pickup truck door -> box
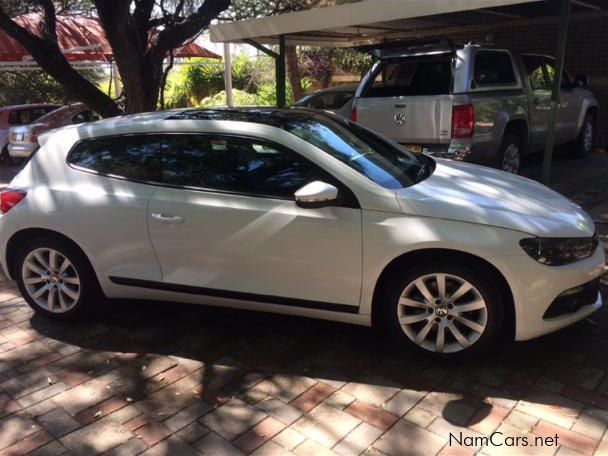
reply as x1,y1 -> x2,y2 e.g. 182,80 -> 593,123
543,58 -> 581,142
522,56 -> 552,150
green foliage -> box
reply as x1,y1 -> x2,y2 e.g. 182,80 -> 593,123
199,80 -> 303,108
165,56 -> 268,108
299,47 -> 371,89
0,69 -> 103,106
199,89 -> 258,107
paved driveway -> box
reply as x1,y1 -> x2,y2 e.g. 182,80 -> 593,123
0,152 -> 607,456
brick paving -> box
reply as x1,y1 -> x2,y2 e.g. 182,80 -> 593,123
0,153 -> 607,455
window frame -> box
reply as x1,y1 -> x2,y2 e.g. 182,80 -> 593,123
361,55 -> 454,98
542,56 -> 573,89
472,50 -> 519,89
522,54 -> 550,92
66,132 -> 360,208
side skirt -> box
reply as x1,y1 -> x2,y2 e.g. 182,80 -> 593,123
109,276 -> 360,315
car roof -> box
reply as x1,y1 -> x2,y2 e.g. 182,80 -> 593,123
42,107 -> 344,145
165,107 -> 329,127
308,85 -> 359,94
34,103 -> 87,124
0,103 -> 61,112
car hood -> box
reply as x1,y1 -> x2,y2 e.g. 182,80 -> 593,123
395,159 -> 595,238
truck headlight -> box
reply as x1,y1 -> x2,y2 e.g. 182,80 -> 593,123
519,233 -> 599,266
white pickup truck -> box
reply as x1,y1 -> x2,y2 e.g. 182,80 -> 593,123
351,40 -> 599,174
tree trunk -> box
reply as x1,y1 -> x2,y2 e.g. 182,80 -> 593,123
286,45 -> 303,102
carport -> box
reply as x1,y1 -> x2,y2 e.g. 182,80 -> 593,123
210,0 -> 607,183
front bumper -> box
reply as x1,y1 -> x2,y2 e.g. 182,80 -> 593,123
494,246 -> 605,341
8,143 -> 36,158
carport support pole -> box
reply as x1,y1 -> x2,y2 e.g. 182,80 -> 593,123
276,35 -> 286,108
224,42 -> 234,107
542,0 -> 571,185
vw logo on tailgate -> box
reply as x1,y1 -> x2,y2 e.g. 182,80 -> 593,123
393,111 -> 406,126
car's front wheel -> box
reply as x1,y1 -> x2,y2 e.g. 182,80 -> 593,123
383,261 -> 503,358
15,238 -> 101,319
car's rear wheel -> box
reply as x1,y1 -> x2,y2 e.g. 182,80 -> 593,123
15,238 -> 101,319
1,146 -> 22,166
571,114 -> 594,158
383,261 -> 503,358
497,133 -> 522,174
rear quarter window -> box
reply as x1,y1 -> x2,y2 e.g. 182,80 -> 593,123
474,51 -> 517,86
68,135 -> 161,183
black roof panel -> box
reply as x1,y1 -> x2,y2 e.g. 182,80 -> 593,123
166,107 -> 323,128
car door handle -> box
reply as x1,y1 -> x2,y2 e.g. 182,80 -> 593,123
151,213 -> 184,224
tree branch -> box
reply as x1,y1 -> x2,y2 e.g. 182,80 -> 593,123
150,0 -> 230,61
0,3 -> 121,117
37,0 -> 57,43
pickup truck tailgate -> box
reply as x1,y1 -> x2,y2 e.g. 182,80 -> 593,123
355,94 -> 453,145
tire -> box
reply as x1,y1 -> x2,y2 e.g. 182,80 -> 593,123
497,132 -> 522,174
382,260 -> 504,359
571,114 -> 594,158
15,238 -> 102,319
1,146 -> 24,166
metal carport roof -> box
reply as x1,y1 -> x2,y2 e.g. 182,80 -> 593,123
210,0 -> 606,47
209,0 -> 606,183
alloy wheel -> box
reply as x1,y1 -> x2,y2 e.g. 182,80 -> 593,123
583,122 -> 593,154
21,248 -> 81,313
397,273 -> 488,353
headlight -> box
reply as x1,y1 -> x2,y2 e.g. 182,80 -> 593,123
519,232 -> 599,266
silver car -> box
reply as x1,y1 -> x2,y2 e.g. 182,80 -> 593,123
293,85 -> 358,119
352,40 -> 599,174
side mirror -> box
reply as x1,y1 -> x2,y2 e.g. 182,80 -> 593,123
294,181 -> 339,208
574,74 -> 589,88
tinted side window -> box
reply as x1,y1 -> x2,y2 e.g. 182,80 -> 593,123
69,136 -> 161,182
364,58 -> 451,97
474,51 -> 517,85
8,110 -> 25,125
29,108 -> 48,121
161,135 -> 332,199
523,56 -> 549,90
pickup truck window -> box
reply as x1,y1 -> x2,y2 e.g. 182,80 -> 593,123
364,58 -> 451,97
543,58 -> 572,88
474,51 -> 517,86
522,55 -> 549,90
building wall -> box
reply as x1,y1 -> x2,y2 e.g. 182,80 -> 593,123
449,14 -> 608,146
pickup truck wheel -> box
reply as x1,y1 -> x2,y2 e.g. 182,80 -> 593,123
382,261 -> 504,359
497,133 -> 522,174
572,115 -> 594,158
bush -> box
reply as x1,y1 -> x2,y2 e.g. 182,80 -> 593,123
165,55 -> 276,108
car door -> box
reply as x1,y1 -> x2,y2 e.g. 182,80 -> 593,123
522,55 -> 552,149
543,57 -> 580,142
66,134 -> 163,282
147,133 -> 362,309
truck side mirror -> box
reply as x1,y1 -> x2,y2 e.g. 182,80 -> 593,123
574,74 -> 588,88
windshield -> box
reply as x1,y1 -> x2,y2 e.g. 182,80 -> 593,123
284,113 -> 433,189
